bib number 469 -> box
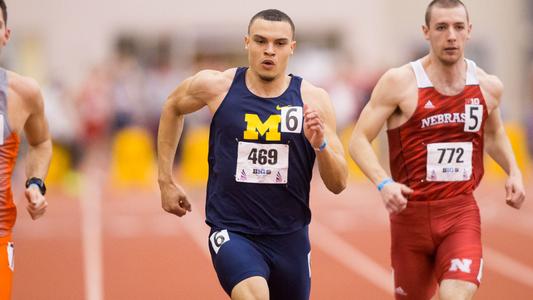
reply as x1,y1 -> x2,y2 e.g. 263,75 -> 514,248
248,148 -> 278,165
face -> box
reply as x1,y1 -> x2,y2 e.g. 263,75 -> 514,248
245,18 -> 295,82
423,5 -> 471,65
0,11 -> 10,51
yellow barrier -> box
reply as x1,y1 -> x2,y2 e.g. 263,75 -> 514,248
46,143 -> 72,186
111,127 -> 156,188
180,126 -> 210,186
485,122 -> 530,179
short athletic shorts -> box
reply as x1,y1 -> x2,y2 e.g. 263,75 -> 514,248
208,226 -> 311,300
0,235 -> 14,300
390,193 -> 483,300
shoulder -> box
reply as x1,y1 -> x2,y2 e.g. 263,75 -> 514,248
370,64 -> 416,105
188,68 -> 236,96
7,71 -> 44,109
475,66 -> 503,104
378,64 -> 415,93
300,79 -> 330,112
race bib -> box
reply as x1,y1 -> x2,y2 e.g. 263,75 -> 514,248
464,104 -> 483,132
427,142 -> 473,182
280,106 -> 303,133
236,141 -> 289,184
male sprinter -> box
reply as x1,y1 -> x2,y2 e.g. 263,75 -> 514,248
349,1 -> 525,299
0,1 -> 53,299
158,9 -> 347,300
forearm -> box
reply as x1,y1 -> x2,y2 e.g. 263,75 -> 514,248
157,104 -> 185,185
485,127 -> 521,176
25,139 -> 52,179
349,134 -> 390,185
316,145 -> 348,194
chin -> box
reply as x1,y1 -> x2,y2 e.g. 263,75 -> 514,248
439,55 -> 461,66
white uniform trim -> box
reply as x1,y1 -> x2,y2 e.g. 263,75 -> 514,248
410,58 -> 479,88
465,59 -> 479,85
410,60 -> 433,88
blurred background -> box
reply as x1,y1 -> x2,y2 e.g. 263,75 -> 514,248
4,0 -> 533,299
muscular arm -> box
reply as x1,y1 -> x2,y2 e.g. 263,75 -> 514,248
348,68 -> 414,213
349,69 -> 402,185
23,80 -> 52,181
157,70 -> 229,216
481,75 -> 525,208
304,87 -> 347,194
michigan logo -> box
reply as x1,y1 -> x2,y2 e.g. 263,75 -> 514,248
243,114 -> 281,141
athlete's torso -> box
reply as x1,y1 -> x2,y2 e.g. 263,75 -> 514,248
206,67 -> 315,234
0,69 -> 21,236
387,59 -> 488,201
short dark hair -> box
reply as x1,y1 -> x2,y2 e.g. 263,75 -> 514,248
425,0 -> 469,27
248,9 -> 295,39
0,0 -> 6,25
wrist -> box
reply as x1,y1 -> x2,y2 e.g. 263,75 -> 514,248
25,177 -> 46,195
314,139 -> 327,152
377,178 -> 394,191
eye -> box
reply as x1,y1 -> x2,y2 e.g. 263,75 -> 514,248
436,25 -> 446,31
277,41 -> 287,46
456,24 -> 465,30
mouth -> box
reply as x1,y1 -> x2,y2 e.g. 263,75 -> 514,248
261,59 -> 275,68
444,47 -> 459,53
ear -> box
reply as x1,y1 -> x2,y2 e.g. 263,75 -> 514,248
2,28 -> 10,46
290,40 -> 296,55
244,35 -> 249,50
466,23 -> 472,40
422,24 -> 430,41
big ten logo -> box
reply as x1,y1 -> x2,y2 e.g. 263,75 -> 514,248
466,98 -> 480,105
243,114 -> 282,141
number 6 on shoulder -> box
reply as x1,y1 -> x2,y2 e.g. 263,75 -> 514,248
281,106 -> 303,133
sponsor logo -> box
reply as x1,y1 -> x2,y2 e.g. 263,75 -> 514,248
276,104 -> 291,111
424,100 -> 435,109
395,287 -> 408,296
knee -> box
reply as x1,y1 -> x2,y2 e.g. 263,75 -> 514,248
439,279 -> 477,300
231,276 -> 269,300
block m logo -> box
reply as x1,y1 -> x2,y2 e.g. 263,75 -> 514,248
243,114 -> 281,141
449,258 -> 472,273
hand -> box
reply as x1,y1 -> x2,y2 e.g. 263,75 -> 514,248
505,174 -> 525,209
380,182 -> 413,214
303,104 -> 325,149
159,181 -> 192,217
25,185 -> 48,220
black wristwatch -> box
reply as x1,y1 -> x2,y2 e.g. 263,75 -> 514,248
25,177 -> 46,196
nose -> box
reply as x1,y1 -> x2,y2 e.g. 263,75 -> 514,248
264,42 -> 275,56
447,28 -> 457,42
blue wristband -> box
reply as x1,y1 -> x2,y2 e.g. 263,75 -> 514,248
316,139 -> 327,152
377,178 -> 394,191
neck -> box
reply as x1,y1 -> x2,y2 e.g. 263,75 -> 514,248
425,53 -> 466,86
245,68 -> 290,98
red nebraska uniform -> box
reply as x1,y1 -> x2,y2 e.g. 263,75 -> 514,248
387,59 -> 487,299
0,69 -> 20,300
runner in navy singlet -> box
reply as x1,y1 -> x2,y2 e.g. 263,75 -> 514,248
157,9 -> 348,300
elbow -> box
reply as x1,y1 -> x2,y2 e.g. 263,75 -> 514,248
327,175 -> 347,194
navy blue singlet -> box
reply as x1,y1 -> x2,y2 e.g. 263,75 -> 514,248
205,67 -> 315,235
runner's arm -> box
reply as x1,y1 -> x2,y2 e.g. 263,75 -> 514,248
482,79 -> 525,208
157,71 -> 215,185
307,89 -> 348,194
23,79 -> 52,181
